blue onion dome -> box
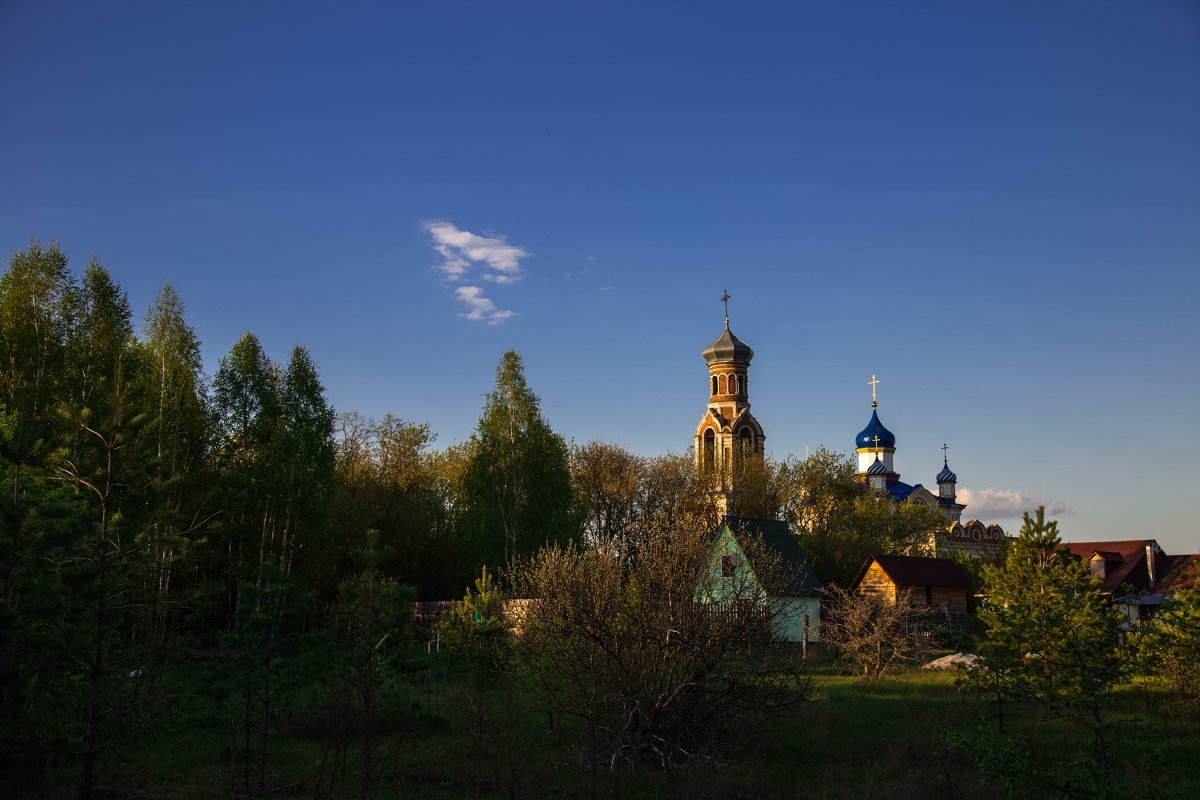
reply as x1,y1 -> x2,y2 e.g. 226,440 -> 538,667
936,462 -> 957,484
702,326 -> 754,365
867,457 -> 888,476
855,408 -> 896,449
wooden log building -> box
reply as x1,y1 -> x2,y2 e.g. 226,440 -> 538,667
851,554 -> 970,614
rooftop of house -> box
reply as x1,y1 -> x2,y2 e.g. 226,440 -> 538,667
718,516 -> 823,597
1059,539 -> 1200,596
852,553 -> 971,591
1160,553 -> 1200,593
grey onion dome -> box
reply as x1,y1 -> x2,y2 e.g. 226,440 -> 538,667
936,462 -> 957,484
867,457 -> 888,476
702,327 -> 754,365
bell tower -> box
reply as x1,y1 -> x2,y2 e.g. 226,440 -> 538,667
693,291 -> 765,514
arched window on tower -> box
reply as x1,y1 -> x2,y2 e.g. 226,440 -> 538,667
712,376 -> 718,396
740,428 -> 754,456
703,429 -> 716,473
735,374 -> 743,395
719,374 -> 728,394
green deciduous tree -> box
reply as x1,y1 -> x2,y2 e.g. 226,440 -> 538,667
140,282 -> 209,643
459,350 -> 579,579
514,517 -> 811,768
727,450 -> 787,520
331,411 -> 462,598
1137,583 -> 1200,699
787,446 -> 944,589
571,440 -> 643,557
278,345 -> 336,582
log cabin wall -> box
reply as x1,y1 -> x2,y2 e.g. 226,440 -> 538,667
895,584 -> 968,614
856,562 -> 898,604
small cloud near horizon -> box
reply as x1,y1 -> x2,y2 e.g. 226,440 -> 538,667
424,220 -> 530,324
958,486 -> 1073,520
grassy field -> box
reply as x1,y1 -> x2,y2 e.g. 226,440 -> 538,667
33,647 -> 1200,800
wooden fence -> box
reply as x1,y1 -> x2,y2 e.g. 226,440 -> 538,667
409,599 -> 535,635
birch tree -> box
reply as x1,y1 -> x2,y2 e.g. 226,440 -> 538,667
141,282 -> 208,641
458,350 -> 579,579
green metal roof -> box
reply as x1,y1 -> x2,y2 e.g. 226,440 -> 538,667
717,515 -> 823,597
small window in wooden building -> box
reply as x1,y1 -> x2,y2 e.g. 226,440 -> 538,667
721,554 -> 736,578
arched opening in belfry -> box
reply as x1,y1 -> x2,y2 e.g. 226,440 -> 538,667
711,375 -> 718,395
703,429 -> 716,473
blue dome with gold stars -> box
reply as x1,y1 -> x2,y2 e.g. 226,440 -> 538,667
855,408 -> 896,449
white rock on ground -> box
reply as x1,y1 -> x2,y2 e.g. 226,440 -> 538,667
922,652 -> 981,670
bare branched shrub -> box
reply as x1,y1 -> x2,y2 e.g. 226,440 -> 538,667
513,515 -> 812,769
823,585 -> 917,680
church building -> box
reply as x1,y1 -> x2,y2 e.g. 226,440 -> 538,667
692,293 -> 1007,559
854,383 -> 965,524
692,292 -> 765,515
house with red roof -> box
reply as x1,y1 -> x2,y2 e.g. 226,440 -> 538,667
1062,539 -> 1200,628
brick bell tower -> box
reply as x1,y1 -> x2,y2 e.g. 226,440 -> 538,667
693,291 -> 765,515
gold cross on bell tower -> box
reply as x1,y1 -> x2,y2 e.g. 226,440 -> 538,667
721,289 -> 731,328
942,442 -> 950,463
868,374 -> 880,408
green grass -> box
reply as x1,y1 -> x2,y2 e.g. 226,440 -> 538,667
30,648 -> 1200,800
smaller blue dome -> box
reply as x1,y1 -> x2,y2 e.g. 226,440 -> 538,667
936,463 -> 957,484
867,457 -> 888,476
856,408 -> 896,449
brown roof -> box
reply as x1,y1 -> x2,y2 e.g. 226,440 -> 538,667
852,554 -> 970,591
1061,539 -> 1161,594
1159,554 -> 1200,593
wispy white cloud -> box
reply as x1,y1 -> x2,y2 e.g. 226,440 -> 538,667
424,220 -> 529,324
454,286 -> 515,325
425,220 -> 530,284
958,486 -> 1073,520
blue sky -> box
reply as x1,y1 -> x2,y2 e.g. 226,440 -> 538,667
2,1 -> 1197,552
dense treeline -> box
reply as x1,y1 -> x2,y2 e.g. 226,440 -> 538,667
0,238 -> 958,797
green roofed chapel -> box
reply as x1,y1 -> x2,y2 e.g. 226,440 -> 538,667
701,516 -> 823,643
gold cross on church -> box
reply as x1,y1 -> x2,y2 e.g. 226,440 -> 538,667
868,374 -> 880,406
942,442 -> 950,463
721,289 -> 731,327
